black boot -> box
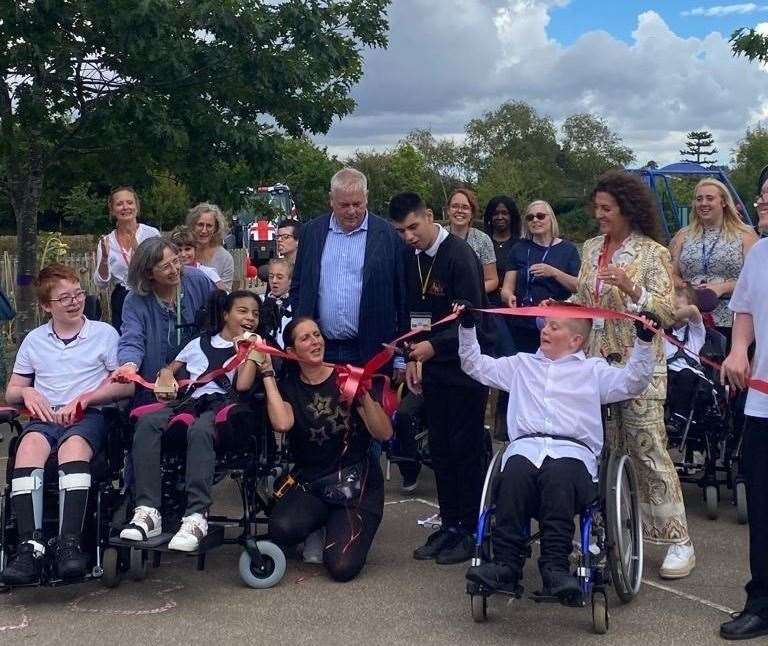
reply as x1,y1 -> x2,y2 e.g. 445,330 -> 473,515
413,528 -> 453,560
466,561 -> 521,593
2,541 -> 44,585
435,529 -> 474,565
720,611 -> 768,641
55,535 -> 89,580
542,568 -> 582,606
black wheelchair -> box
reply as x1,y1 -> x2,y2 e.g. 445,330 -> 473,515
0,406 -> 127,589
466,424 -> 644,634
107,392 -> 289,589
665,327 -> 747,523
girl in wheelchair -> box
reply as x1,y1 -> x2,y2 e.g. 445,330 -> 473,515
454,303 -> 656,603
120,289 -> 264,551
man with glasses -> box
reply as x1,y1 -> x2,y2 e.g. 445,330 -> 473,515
2,264 -> 133,585
276,218 -> 302,264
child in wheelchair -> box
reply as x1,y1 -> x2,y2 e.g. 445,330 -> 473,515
2,264 -> 133,585
120,289 -> 265,552
453,302 -> 657,603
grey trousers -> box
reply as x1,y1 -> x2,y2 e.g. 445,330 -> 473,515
132,407 -> 217,515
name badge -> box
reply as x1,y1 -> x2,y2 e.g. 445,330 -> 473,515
410,312 -> 432,330
593,317 -> 605,330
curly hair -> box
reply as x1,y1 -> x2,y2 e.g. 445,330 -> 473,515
590,171 -> 664,244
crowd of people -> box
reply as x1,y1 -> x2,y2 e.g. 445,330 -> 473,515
2,166 -> 768,640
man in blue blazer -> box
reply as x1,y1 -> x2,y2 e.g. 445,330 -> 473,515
291,167 -> 408,367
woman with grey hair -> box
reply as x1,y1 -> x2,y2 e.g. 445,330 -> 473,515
114,237 -> 216,404
186,203 -> 235,291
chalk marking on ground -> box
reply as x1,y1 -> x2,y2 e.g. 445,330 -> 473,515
0,604 -> 29,633
69,580 -> 184,616
384,498 -> 440,509
642,579 -> 736,616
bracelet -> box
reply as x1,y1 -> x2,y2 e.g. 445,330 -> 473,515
260,369 -> 276,379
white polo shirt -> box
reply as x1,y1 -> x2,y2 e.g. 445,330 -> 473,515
13,317 -> 120,408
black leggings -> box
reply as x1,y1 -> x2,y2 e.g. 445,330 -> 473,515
269,484 -> 383,582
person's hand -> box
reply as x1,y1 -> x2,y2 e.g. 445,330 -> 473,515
54,399 -> 83,427
99,235 -> 110,265
633,311 -> 662,342
452,300 -> 477,328
408,340 -> 435,363
503,291 -> 517,308
597,264 -> 633,294
529,263 -> 558,279
21,387 -> 55,423
539,298 -> 557,307
392,368 -> 406,386
405,361 -> 423,395
721,348 -> 751,390
154,368 -> 178,401
112,362 -> 138,383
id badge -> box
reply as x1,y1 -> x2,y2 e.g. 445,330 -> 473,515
593,318 -> 605,330
410,312 -> 432,330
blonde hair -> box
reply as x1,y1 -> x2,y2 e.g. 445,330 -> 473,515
522,200 -> 560,239
186,203 -> 228,248
268,257 -> 293,276
689,178 -> 751,241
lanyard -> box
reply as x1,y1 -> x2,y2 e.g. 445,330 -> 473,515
701,229 -> 722,276
523,238 -> 554,304
417,254 -> 434,301
594,238 -> 611,300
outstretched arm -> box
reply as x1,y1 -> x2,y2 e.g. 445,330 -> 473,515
457,324 -> 516,390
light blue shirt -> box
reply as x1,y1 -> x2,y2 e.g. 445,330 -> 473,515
317,214 -> 368,340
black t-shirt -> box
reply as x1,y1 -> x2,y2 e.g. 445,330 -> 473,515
490,237 -> 518,305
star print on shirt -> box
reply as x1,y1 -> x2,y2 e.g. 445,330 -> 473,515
308,393 -> 334,420
309,426 -> 331,446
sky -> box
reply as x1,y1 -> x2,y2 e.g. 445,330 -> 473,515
314,1 -> 768,167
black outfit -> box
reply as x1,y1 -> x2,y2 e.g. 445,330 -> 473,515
666,369 -> 701,419
489,237 -> 517,306
110,283 -> 128,332
493,455 -> 596,577
742,416 -> 768,618
268,371 -> 384,582
403,233 -> 491,532
507,239 -> 581,353
259,293 -> 292,348
393,391 -> 424,483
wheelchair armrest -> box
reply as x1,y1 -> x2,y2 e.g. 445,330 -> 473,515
0,406 -> 20,425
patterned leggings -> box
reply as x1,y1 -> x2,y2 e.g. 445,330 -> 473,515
607,398 -> 690,545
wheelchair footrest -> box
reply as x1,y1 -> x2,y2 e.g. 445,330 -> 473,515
466,580 -> 523,598
529,590 -> 585,607
109,524 -> 225,554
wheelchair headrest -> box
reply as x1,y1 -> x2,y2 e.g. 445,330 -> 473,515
695,288 -> 719,314
701,327 -> 727,361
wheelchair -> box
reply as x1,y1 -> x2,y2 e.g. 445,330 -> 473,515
466,424 -> 644,634
106,391 -> 289,589
664,327 -> 747,523
0,406 -> 128,589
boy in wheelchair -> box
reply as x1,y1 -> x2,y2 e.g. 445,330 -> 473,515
2,264 -> 133,585
454,302 -> 657,603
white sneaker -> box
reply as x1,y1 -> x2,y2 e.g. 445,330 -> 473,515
168,513 -> 208,552
302,528 -> 326,564
660,542 -> 695,579
120,506 -> 162,541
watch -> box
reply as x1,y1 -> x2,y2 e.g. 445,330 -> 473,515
260,369 -> 276,379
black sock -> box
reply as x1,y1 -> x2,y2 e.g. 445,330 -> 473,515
10,467 -> 42,541
59,461 -> 91,537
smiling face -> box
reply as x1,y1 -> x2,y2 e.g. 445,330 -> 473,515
149,247 -> 182,290
539,318 -> 586,360
330,187 -> 368,232
694,184 -> 725,227
42,279 -> 86,327
110,190 -> 138,225
491,203 -> 511,234
222,295 -> 260,338
178,244 -> 197,266
525,203 -> 552,238
289,319 -> 325,365
593,191 -> 629,238
756,178 -> 768,231
193,211 -> 218,247
448,192 -> 473,229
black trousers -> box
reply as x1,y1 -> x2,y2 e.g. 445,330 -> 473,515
394,391 -> 424,481
423,382 -> 488,531
110,284 -> 128,332
666,368 -> 701,418
268,482 -> 383,582
493,455 -> 595,575
743,416 -> 768,616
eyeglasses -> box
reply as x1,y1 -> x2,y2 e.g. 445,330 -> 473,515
449,204 -> 472,213
49,290 -> 87,306
275,233 -> 295,241
155,256 -> 182,272
195,222 -> 216,231
526,212 -> 548,222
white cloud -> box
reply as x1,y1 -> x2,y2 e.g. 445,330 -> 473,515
682,4 -> 768,17
316,1 -> 768,167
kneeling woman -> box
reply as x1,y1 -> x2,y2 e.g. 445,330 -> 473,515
247,317 -> 392,582
120,290 -> 262,551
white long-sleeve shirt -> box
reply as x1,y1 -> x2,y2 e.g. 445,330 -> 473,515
93,223 -> 161,289
458,326 -> 655,479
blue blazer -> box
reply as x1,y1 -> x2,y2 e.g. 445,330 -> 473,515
291,213 -> 408,363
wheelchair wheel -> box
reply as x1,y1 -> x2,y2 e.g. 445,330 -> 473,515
101,547 -> 121,588
238,541 -> 285,589
475,449 -> 504,562
735,482 -> 748,525
704,485 -> 719,521
129,547 -> 148,582
470,593 -> 488,623
605,453 -> 643,603
591,590 -> 609,634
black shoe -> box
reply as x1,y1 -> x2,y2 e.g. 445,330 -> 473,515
2,541 -> 43,585
466,561 -> 521,593
720,612 -> 768,641
55,535 -> 88,580
435,530 -> 474,565
543,570 -> 583,606
400,464 -> 421,494
413,528 -> 453,560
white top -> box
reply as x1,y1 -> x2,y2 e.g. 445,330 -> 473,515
13,318 -> 120,408
419,224 -> 449,257
458,326 -> 655,479
93,223 -> 161,289
729,237 -> 768,417
194,263 -> 222,287
175,334 -> 236,399
665,320 -> 706,377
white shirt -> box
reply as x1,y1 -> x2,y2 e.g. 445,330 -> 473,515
174,334 -> 236,399
665,319 -> 706,378
729,238 -> 768,417
419,224 -> 449,258
13,318 -> 119,408
94,223 -> 161,289
458,326 -> 655,479
194,263 -> 222,287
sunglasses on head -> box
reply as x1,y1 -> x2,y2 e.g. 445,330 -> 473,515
526,212 -> 547,222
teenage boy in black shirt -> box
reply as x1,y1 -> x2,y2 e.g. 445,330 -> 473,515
389,192 -> 490,564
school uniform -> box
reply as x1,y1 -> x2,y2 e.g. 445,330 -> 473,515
664,319 -> 706,421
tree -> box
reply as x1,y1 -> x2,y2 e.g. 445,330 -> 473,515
731,27 -> 768,64
730,124 -> 768,218
680,131 -> 719,165
402,129 -> 465,208
0,0 -> 389,335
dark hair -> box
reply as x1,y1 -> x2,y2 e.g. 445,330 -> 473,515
483,195 -> 522,239
276,218 -> 302,240
590,171 -> 664,243
203,289 -> 260,335
282,316 -> 318,349
388,192 -> 426,222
